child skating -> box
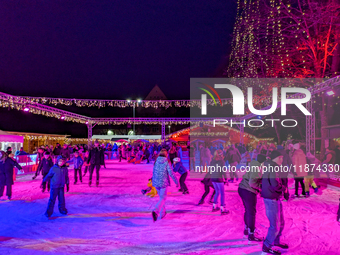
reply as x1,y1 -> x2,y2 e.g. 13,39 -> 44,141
42,156 -> 70,218
67,151 -> 84,184
173,157 -> 189,194
38,151 -> 53,192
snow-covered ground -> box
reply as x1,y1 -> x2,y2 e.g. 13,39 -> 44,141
0,160 -> 339,255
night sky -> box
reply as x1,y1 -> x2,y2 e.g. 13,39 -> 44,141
0,0 -> 237,136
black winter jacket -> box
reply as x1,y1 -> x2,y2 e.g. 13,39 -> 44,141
87,147 -> 105,165
0,158 -> 22,186
261,160 -> 288,200
38,158 -> 54,175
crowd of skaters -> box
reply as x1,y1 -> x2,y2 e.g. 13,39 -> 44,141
1,139 -> 340,254
150,140 -> 340,254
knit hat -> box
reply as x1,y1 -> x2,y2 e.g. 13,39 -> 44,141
57,155 -> 66,161
256,154 -> 267,163
269,150 -> 283,160
173,157 -> 181,162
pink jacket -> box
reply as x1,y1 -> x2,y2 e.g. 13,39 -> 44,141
292,149 -> 307,177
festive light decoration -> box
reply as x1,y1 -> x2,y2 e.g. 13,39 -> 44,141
0,92 -> 235,109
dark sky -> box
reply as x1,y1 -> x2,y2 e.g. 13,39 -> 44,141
0,0 -> 237,136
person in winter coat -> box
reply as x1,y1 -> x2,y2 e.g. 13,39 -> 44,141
197,171 -> 215,205
67,151 -> 84,184
143,146 -> 151,164
200,143 -> 212,169
238,154 -> 266,242
261,150 -> 289,255
151,149 -> 179,222
32,147 -> 45,180
60,144 -> 70,160
291,143 -> 307,197
226,145 -> 241,182
38,152 -> 54,192
173,157 -> 189,194
0,151 -> 22,200
168,145 -> 178,165
42,156 -> 69,217
276,145 -> 292,168
82,151 -> 90,177
15,147 -> 28,156
53,143 -> 62,156
305,152 -> 319,197
210,150 -> 229,215
87,140 -> 105,187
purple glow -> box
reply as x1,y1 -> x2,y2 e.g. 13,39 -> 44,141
85,121 -> 89,124
23,107 -> 30,112
326,90 -> 335,96
61,116 -> 65,120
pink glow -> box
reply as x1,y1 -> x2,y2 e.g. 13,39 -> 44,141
23,107 -> 30,112
61,116 -> 65,120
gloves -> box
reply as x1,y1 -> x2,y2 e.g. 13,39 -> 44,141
66,184 -> 69,192
284,192 -> 289,201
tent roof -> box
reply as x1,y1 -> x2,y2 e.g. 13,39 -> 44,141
0,130 -> 24,143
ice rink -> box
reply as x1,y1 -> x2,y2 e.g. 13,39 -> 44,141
0,160 -> 339,255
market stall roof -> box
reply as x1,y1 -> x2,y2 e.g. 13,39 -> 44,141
0,130 -> 24,143
211,139 -> 226,144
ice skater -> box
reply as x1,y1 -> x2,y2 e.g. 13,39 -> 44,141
82,151 -> 90,177
305,152 -> 319,197
67,151 -> 84,184
151,149 -> 178,222
210,150 -> 229,215
42,156 -> 69,218
38,151 -> 53,192
261,150 -> 289,255
197,171 -> 215,205
0,151 -> 22,200
238,154 -> 266,242
173,157 -> 189,194
291,143 -> 307,197
87,140 -> 105,187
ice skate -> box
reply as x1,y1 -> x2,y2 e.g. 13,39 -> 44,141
197,200 -> 204,206
152,211 -> 158,222
220,206 -> 229,215
212,204 -> 220,212
273,243 -> 288,249
243,225 -> 248,238
248,231 -> 263,242
262,244 -> 281,255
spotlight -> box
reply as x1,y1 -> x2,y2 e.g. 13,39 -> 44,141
257,115 -> 262,119
85,121 -> 89,124
127,99 -> 131,103
137,99 -> 142,103
326,90 -> 335,96
23,107 -> 30,112
60,116 -> 65,120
